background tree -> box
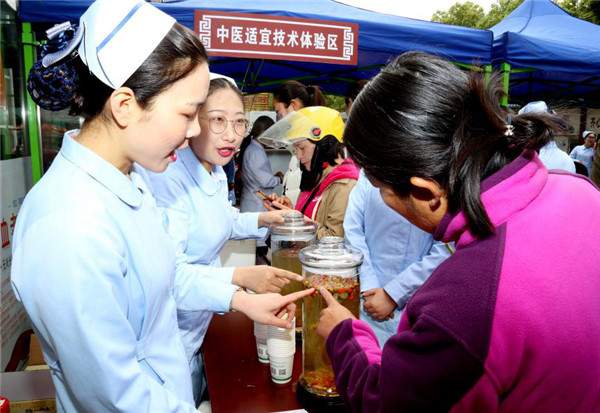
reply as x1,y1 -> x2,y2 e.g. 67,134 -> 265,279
559,0 -> 599,24
432,0 -> 599,28
431,1 -> 486,28
479,0 -> 522,27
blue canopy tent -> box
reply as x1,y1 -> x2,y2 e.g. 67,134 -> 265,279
19,0 -> 493,95
491,0 -> 600,102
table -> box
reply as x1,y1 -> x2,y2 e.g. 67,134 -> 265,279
203,311 -> 305,413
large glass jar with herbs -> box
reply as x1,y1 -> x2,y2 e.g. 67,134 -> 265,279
271,211 -> 317,328
298,236 -> 362,401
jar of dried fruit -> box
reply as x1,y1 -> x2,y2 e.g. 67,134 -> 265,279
298,236 -> 363,401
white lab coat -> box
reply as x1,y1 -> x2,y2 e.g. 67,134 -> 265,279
11,131 -> 198,412
539,141 -> 575,173
144,146 -> 266,389
240,139 -> 280,213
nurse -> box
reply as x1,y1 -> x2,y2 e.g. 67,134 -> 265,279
11,1 -> 311,411
145,75 -> 302,403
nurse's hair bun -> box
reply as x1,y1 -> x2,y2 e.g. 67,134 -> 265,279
26,23 -> 80,112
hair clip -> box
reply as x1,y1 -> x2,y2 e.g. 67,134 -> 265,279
504,124 -> 515,137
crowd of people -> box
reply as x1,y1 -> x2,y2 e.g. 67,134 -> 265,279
11,0 -> 600,412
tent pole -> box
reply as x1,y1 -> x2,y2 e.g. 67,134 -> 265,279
501,62 -> 511,107
483,65 -> 492,85
250,60 -> 265,88
22,22 -> 43,183
240,60 -> 254,92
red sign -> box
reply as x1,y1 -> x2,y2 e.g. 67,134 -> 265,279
195,10 -> 358,65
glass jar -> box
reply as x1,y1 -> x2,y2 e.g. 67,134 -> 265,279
298,236 -> 363,398
271,211 -> 317,327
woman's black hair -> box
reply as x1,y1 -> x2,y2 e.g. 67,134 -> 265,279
237,115 -> 275,175
345,52 -> 563,238
273,80 -> 325,108
345,79 -> 368,106
71,23 -> 208,119
299,136 -> 345,192
234,115 -> 275,197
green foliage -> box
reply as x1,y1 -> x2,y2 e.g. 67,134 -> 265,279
559,0 -> 600,24
432,0 -> 599,28
432,1 -> 486,28
324,94 -> 347,113
480,0 -> 523,28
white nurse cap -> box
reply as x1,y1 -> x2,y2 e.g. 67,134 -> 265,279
43,0 -> 175,89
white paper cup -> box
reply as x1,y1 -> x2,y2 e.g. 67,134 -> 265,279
254,321 -> 269,363
269,354 -> 294,384
267,317 -> 295,357
256,339 -> 269,364
254,321 -> 268,338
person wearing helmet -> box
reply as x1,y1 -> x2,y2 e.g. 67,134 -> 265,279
260,106 -> 359,238
273,81 -> 327,206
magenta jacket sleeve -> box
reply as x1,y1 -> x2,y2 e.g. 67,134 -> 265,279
326,315 -> 485,412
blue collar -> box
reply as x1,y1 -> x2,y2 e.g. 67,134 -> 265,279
178,146 -> 226,196
59,130 -> 144,208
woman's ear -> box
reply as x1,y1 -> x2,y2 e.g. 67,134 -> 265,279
290,98 -> 303,111
409,177 -> 447,212
108,87 -> 139,128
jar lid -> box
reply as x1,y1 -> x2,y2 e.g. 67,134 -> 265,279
271,211 -> 317,237
299,236 -> 363,270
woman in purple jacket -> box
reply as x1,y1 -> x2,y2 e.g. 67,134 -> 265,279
316,52 -> 600,412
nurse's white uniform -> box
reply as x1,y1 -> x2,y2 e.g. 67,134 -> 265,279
145,146 -> 266,399
11,131 -> 198,412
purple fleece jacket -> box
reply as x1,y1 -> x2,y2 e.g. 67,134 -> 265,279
326,151 -> 600,412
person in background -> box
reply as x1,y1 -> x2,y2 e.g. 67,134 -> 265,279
145,76 -> 307,405
238,115 -> 281,260
344,170 -> 452,346
591,133 -> 600,187
261,106 -> 358,239
223,158 -> 236,205
238,115 -> 281,214
273,80 -> 326,120
273,80 -> 326,205
344,79 -> 368,115
570,130 -> 596,176
518,101 -> 575,173
12,1 -> 311,410
317,52 -> 600,412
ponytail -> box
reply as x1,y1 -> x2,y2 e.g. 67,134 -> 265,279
306,85 -> 326,106
274,81 -> 325,107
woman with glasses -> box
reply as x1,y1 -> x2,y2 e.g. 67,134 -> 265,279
145,76 -> 303,404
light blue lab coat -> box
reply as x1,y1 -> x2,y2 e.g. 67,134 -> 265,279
11,131 -> 198,412
240,139 -> 280,213
144,146 -> 266,381
570,144 -> 595,176
343,171 -> 452,346
539,141 -> 575,173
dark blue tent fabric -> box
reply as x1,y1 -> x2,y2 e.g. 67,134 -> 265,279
19,0 -> 492,94
491,0 -> 600,100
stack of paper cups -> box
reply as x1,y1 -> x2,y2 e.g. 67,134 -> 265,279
254,321 -> 269,364
267,317 -> 296,384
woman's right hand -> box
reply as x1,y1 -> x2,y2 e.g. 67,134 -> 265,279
231,289 -> 315,328
262,193 -> 293,211
233,265 -> 303,293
